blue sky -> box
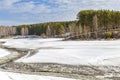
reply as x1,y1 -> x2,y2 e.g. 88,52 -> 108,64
0,0 -> 120,26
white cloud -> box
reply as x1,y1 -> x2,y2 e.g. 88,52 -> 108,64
1,0 -> 120,25
10,1 -> 35,13
52,0 -> 72,4
32,4 -> 51,14
0,0 -> 20,9
1,0 -> 120,14
10,1 -> 50,14
0,0 -> 51,14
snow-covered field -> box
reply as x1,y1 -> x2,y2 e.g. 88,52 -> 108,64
0,71 -> 76,80
1,38 -> 120,66
0,38 -> 63,49
0,49 -> 10,57
1,38 -> 120,80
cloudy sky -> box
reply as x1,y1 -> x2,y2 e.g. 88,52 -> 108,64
0,0 -> 119,26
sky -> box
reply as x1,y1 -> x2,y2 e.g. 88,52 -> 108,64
0,0 -> 120,26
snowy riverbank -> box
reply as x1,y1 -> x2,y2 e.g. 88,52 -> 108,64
1,38 -> 120,66
0,49 -> 10,57
0,38 -> 120,79
0,71 -> 76,80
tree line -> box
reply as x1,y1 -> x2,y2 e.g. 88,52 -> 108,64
0,26 -> 16,38
1,9 -> 120,39
76,10 -> 120,39
14,21 -> 72,37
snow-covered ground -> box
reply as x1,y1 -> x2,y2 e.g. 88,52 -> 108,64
1,38 -> 120,66
0,49 -> 10,57
0,71 -> 76,80
0,38 -> 63,49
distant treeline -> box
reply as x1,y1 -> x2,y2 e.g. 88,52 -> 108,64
1,10 -> 120,39
14,21 -> 73,37
0,26 -> 16,38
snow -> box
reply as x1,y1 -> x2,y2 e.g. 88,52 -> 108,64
0,49 -> 10,57
17,48 -> 120,65
0,71 -> 77,80
1,38 -> 63,49
1,38 -> 120,66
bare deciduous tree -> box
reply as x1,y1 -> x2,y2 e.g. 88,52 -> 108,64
93,14 -> 98,38
46,25 -> 51,37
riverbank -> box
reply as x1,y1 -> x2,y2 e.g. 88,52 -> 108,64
1,62 -> 120,80
0,38 -> 120,79
0,45 -> 79,80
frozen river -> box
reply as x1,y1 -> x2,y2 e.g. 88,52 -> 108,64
0,49 -> 10,57
1,38 -> 120,66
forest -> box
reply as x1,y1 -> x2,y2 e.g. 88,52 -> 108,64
1,10 -> 120,39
